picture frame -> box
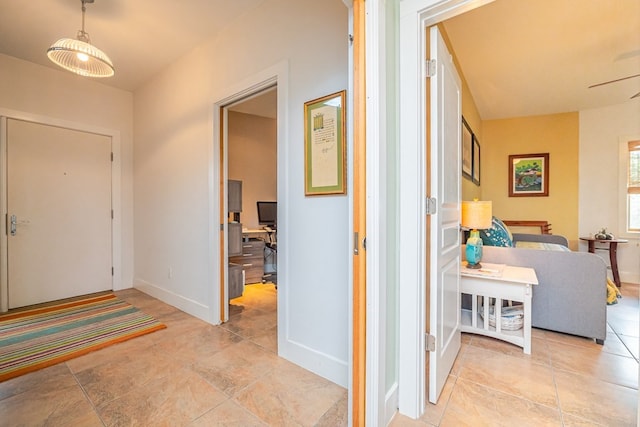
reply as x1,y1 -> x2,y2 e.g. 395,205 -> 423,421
472,135 -> 480,185
508,153 -> 549,197
461,117 -> 473,180
304,90 -> 347,196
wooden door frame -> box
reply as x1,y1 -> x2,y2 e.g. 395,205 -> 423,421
352,0 -> 366,425
0,110 -> 123,313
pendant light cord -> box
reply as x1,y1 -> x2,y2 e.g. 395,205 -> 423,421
78,0 -> 90,43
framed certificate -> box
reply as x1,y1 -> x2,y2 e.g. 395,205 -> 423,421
304,90 -> 346,196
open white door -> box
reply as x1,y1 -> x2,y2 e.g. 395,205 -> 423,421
426,25 -> 462,404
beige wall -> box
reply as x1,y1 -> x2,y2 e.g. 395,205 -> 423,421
0,53 -> 135,289
482,113 -> 579,248
228,111 -> 277,229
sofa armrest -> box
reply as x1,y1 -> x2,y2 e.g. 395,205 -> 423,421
512,233 -> 569,247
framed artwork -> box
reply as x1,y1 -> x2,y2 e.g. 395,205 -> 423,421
508,153 -> 549,197
304,90 -> 346,196
462,117 -> 473,180
472,135 -> 480,185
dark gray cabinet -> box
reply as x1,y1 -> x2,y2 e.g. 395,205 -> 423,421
228,179 -> 242,213
228,263 -> 244,299
228,223 -> 243,257
228,179 -> 243,297
230,240 -> 265,284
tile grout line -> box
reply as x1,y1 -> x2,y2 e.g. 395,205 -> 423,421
68,362 -> 108,427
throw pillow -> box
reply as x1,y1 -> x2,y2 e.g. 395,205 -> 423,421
479,216 -> 514,247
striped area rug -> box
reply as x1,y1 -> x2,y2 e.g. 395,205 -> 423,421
0,293 -> 166,382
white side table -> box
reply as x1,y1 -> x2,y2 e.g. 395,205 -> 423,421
460,262 -> 538,354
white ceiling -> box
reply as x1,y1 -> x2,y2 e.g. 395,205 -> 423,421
443,0 -> 640,119
0,0 -> 265,91
0,0 -> 638,119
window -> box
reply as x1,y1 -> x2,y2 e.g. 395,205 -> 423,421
626,140 -> 640,232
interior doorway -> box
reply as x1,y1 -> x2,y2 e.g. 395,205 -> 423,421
220,86 -> 278,345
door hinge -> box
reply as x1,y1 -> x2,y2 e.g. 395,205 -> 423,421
426,59 -> 437,78
110,152 -> 114,162
426,197 -> 437,215
220,223 -> 224,231
111,267 -> 114,276
426,334 -> 436,352
353,231 -> 360,255
111,209 -> 114,219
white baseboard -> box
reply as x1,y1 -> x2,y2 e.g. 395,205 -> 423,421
278,337 -> 348,388
385,383 -> 399,425
134,279 -> 212,323
620,270 -> 640,285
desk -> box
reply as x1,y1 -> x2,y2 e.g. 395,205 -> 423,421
579,237 -> 628,287
460,263 -> 538,354
242,228 -> 270,241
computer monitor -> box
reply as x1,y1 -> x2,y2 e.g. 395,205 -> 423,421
257,201 -> 277,228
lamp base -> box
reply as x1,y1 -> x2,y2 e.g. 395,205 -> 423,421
465,262 -> 483,269
465,229 -> 484,269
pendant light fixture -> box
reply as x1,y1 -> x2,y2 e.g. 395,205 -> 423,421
47,0 -> 114,78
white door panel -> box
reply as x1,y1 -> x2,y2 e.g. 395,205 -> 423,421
7,119 -> 112,308
428,25 -> 462,403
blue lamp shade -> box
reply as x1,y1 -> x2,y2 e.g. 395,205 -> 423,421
461,200 -> 492,269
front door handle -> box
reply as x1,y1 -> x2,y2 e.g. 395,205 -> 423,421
10,215 -> 16,236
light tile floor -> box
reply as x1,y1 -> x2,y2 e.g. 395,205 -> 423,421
0,282 -> 637,426
392,282 -> 639,426
0,283 -> 347,426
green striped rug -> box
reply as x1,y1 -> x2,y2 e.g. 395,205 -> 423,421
0,293 -> 166,382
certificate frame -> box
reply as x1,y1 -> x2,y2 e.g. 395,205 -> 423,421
304,90 -> 346,196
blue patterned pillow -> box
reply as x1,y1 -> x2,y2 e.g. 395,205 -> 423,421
479,217 -> 514,247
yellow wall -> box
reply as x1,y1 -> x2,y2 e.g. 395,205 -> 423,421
460,79 -> 482,201
481,113 -> 580,248
439,24 -> 482,200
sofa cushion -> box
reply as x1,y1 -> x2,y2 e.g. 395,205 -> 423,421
480,217 -> 514,247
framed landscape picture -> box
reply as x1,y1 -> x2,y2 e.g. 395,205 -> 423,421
508,153 -> 549,197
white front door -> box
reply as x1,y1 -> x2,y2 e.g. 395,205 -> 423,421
6,119 -> 112,308
427,25 -> 462,404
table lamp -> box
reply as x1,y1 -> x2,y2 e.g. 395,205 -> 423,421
461,200 -> 492,269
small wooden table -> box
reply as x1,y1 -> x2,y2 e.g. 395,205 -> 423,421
460,263 -> 538,354
579,237 -> 628,287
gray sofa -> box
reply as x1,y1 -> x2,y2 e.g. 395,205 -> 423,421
470,233 -> 608,344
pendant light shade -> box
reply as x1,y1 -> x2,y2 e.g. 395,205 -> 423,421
47,0 -> 114,78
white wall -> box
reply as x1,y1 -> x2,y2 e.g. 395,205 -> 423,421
0,53 -> 135,291
579,99 -> 640,284
133,0 -> 350,385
